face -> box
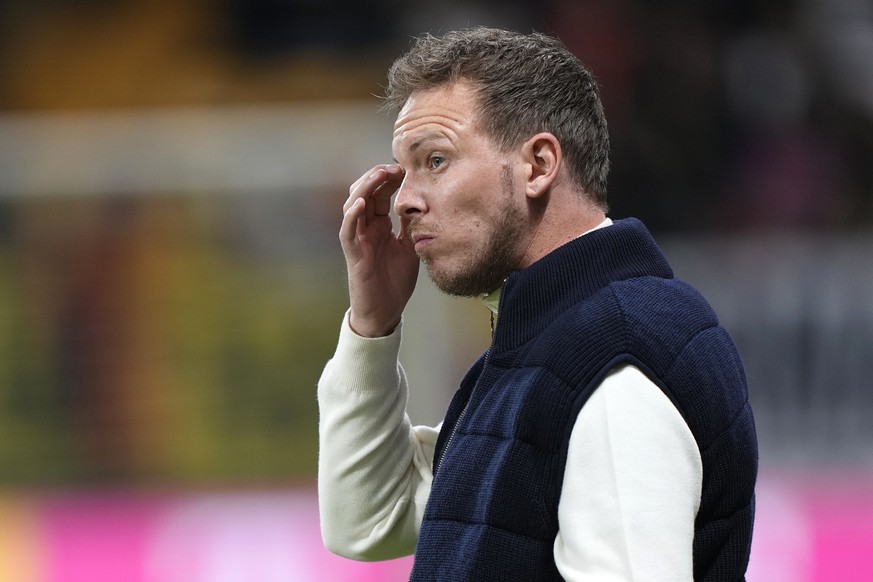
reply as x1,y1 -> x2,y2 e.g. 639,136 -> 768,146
392,81 -> 528,297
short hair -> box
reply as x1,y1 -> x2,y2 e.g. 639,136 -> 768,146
384,27 -> 610,209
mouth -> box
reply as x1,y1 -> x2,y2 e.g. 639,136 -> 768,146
411,233 -> 434,253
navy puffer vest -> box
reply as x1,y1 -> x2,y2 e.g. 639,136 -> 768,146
409,218 -> 757,581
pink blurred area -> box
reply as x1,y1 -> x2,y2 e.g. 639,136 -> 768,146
748,471 -> 873,582
0,473 -> 870,581
0,487 -> 413,582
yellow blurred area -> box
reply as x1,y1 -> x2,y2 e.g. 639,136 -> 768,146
0,0 -> 402,482
0,0 -> 387,111
0,496 -> 41,582
0,192 -> 348,484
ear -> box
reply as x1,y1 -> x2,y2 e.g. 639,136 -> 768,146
521,132 -> 562,199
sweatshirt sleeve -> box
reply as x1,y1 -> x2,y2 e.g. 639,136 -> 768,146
554,364 -> 702,581
317,310 -> 439,561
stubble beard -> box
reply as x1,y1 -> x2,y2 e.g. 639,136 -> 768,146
417,168 -> 526,298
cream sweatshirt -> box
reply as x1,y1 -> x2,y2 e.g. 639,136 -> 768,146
318,312 -> 702,580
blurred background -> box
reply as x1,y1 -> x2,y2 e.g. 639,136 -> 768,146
0,0 -> 870,580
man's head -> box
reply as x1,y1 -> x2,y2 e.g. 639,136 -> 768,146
390,81 -> 529,297
384,26 -> 610,210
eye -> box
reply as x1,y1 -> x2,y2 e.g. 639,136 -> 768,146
428,155 -> 446,170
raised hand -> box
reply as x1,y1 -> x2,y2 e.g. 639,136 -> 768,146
340,164 -> 419,337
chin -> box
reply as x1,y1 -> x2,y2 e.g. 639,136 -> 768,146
426,267 -> 495,298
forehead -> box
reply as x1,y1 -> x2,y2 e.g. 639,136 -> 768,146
391,82 -> 481,153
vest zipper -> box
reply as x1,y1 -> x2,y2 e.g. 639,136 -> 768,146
434,348 -> 489,476
433,310 -> 497,476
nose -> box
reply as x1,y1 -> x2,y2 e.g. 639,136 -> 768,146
393,173 -> 427,218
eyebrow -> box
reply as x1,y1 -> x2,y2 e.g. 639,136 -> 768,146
408,132 -> 449,153
392,131 -> 451,164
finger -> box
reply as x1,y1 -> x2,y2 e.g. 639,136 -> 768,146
371,165 -> 405,217
344,165 -> 394,214
339,196 -> 366,246
343,168 -> 377,214
344,164 -> 404,217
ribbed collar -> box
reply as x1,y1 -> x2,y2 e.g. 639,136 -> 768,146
478,217 -> 614,317
492,217 -> 673,351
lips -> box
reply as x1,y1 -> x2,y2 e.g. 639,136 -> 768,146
411,233 -> 434,252
407,218 -> 439,253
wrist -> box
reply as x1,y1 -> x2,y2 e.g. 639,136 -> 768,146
348,312 -> 400,338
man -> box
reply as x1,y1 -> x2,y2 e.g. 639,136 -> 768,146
318,27 -> 757,581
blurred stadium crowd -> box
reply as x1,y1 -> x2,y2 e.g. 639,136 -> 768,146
1,0 -> 871,233
0,0 -> 869,493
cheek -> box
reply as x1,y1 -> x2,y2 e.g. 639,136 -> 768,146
440,171 -> 504,230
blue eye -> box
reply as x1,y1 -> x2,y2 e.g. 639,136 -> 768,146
428,155 -> 445,169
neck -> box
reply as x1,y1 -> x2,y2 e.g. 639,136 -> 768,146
517,202 -> 606,270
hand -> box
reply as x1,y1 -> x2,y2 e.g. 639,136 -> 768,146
340,164 -> 419,337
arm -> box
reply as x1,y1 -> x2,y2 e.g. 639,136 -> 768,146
318,311 -> 438,560
319,163 -> 433,559
554,364 -> 702,581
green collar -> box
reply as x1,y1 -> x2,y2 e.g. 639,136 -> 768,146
480,286 -> 502,315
